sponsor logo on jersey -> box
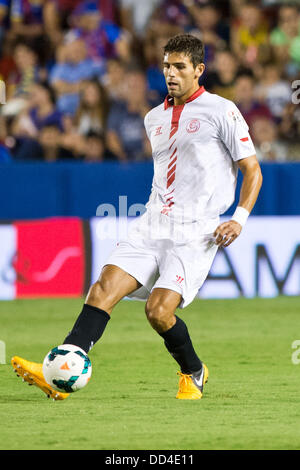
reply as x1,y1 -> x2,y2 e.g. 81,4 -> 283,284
227,109 -> 243,123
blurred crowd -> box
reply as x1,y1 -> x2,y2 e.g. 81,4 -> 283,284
0,0 -> 299,163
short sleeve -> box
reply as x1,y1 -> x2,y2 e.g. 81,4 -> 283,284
219,101 -> 256,162
144,112 -> 151,140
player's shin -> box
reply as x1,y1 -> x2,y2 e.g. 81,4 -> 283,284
63,304 -> 110,353
159,315 -> 202,375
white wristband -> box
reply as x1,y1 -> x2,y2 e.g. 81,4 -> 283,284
231,206 -> 249,227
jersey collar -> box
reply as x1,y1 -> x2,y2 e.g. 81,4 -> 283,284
164,86 -> 205,110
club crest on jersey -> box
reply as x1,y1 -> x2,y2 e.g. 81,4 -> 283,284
186,119 -> 200,133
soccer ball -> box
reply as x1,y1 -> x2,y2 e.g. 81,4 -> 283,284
42,344 -> 92,393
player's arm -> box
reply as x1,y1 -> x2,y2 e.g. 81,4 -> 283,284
214,155 -> 262,247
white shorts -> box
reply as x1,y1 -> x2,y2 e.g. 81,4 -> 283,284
105,233 -> 218,308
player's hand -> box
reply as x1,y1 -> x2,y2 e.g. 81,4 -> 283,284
214,220 -> 242,247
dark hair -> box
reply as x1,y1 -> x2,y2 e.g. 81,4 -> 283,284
86,131 -> 105,141
279,2 -> 299,12
236,68 -> 255,80
76,78 -> 110,128
163,34 -> 205,68
36,81 -> 57,105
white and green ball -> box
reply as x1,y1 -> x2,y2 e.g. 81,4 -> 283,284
42,344 -> 92,393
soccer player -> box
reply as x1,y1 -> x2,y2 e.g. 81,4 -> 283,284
12,34 -> 262,400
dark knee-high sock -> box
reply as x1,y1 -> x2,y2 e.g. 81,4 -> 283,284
159,315 -> 202,375
63,304 -> 110,353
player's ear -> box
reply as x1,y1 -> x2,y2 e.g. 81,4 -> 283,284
195,63 -> 205,79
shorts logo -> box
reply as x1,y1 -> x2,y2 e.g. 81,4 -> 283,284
186,119 -> 200,133
175,275 -> 184,284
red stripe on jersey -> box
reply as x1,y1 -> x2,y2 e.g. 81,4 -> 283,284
167,172 -> 176,189
164,188 -> 174,197
168,156 -> 177,169
169,105 -> 184,139
240,137 -> 249,142
161,90 -> 204,215
164,86 -> 205,110
161,208 -> 169,215
168,147 -> 177,162
167,164 -> 176,180
169,139 -> 176,150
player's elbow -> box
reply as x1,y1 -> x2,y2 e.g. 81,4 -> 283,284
255,163 -> 263,190
241,157 -> 263,189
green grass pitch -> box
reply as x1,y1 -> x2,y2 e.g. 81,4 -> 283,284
0,296 -> 300,450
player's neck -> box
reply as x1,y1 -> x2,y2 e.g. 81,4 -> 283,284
173,84 -> 201,106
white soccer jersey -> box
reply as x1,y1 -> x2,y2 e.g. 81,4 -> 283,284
130,86 -> 256,241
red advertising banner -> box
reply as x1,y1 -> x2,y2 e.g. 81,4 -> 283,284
14,218 -> 85,298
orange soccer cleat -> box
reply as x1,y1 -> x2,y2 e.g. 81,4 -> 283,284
176,363 -> 209,400
11,356 -> 70,401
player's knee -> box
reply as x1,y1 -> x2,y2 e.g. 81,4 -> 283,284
145,302 -> 172,333
86,279 -> 115,312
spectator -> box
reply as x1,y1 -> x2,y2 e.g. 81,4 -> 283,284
71,1 -> 131,65
50,31 -> 104,115
28,82 -> 63,130
83,131 -> 105,162
234,71 -> 272,128
144,34 -> 169,105
106,68 -> 151,162
0,0 -> 298,163
279,102 -> 300,145
7,124 -> 74,162
44,0 -> 83,47
186,1 -> 230,68
38,123 -> 74,161
101,58 -> 127,102
8,0 -> 45,40
75,78 -> 110,136
204,49 -> 239,101
147,0 -> 185,41
2,40 -> 40,118
0,114 -> 11,162
9,81 -> 63,142
0,0 -> 9,46
255,61 -> 292,121
151,0 -> 189,32
8,40 -> 39,99
44,0 -> 120,47
231,2 -> 271,70
59,113 -> 87,158
251,116 -> 288,162
0,37 -> 17,83
119,0 -> 161,38
269,3 -> 300,77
